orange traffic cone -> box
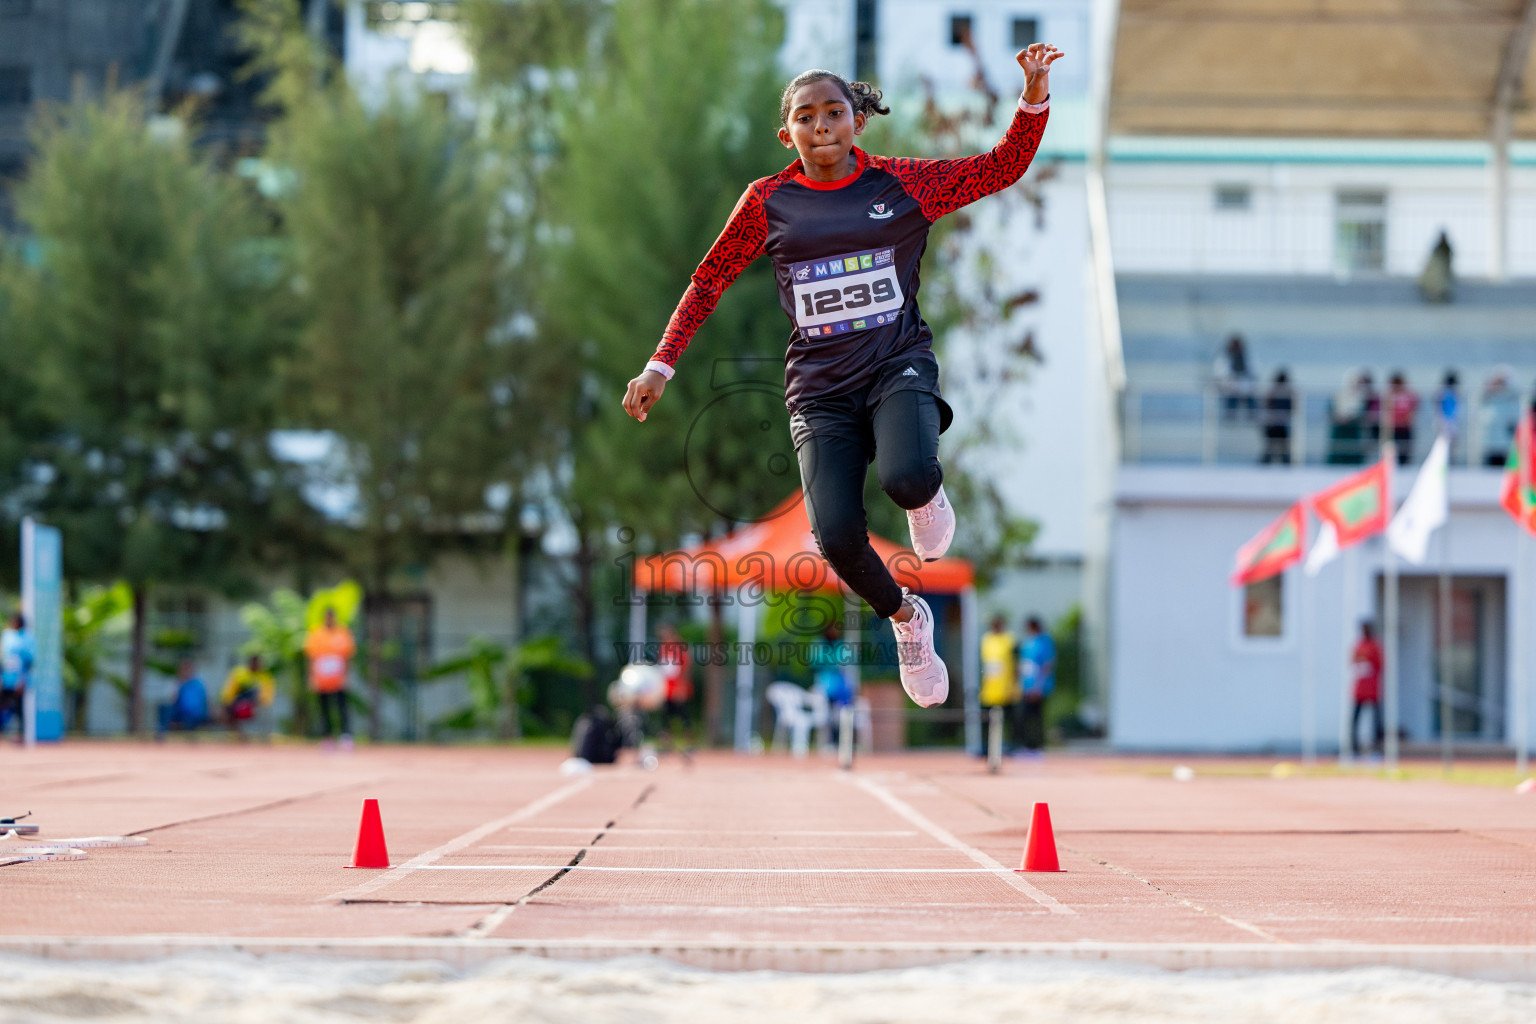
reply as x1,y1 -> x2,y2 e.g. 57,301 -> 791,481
346,798 -> 391,869
1015,801 -> 1063,872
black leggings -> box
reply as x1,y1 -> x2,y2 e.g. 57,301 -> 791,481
796,388 -> 943,619
318,690 -> 350,737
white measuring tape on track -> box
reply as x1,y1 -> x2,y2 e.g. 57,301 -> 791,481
0,829 -> 147,867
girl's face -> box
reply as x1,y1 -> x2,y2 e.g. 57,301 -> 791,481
778,79 -> 866,173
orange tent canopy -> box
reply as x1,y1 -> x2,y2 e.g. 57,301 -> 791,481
635,491 -> 974,595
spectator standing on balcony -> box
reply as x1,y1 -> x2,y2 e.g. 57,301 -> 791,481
1360,371 -> 1382,454
1480,369 -> 1521,467
1418,231 -> 1454,304
1260,369 -> 1295,464
1436,371 -> 1461,456
1328,371 -> 1366,465
1387,373 -> 1420,464
1214,334 -> 1256,419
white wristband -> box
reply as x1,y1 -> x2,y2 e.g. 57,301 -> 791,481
1019,94 -> 1050,115
644,360 -> 675,380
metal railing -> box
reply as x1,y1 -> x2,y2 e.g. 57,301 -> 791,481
1121,384 -> 1528,468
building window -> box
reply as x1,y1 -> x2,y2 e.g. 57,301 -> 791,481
1335,188 -> 1387,274
0,66 -> 32,106
151,591 -> 209,655
1214,183 -> 1252,211
1011,17 -> 1038,49
855,0 -> 878,82
950,14 -> 974,47
1242,576 -> 1284,638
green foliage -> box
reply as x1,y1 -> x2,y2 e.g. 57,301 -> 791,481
239,581 -> 361,735
61,582 -> 131,729
427,634 -> 592,739
532,0 -> 792,544
3,91 -> 301,592
240,0 -> 538,597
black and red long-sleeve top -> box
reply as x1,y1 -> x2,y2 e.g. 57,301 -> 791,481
645,97 -> 1049,413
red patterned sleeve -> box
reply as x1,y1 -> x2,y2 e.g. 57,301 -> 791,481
647,180 -> 771,376
876,99 -> 1049,223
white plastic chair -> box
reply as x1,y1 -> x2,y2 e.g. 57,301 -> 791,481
766,681 -> 816,758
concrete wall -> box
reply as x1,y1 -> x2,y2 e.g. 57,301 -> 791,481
1110,465 -> 1535,752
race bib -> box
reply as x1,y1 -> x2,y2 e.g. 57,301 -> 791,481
315,655 -> 345,678
789,247 -> 904,338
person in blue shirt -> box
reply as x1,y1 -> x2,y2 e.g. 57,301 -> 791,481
1017,616 -> 1056,753
156,657 -> 210,737
0,614 -> 34,737
810,621 -> 856,744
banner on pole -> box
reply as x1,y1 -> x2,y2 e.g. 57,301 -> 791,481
21,518 -> 64,742
1232,503 -> 1306,586
1312,458 -> 1391,549
1500,410 -> 1536,536
1388,433 -> 1450,565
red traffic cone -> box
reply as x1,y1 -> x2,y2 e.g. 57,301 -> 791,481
1016,801 -> 1063,872
346,798 -> 391,869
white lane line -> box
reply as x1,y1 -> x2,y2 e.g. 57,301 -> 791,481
851,775 -> 1074,915
501,827 -> 921,836
327,778 -> 595,902
417,872 -> 995,878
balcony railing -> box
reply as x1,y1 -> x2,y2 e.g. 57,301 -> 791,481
1121,384 -> 1528,468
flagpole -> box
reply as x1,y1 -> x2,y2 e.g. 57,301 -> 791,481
1301,562 -> 1316,765
1439,525 -> 1454,774
1341,544 -> 1357,766
1383,443 -> 1400,773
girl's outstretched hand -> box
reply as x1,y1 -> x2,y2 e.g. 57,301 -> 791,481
623,369 -> 668,422
1018,42 -> 1063,105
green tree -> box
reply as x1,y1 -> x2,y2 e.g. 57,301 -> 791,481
240,579 -> 360,736
239,0 -> 545,738
1,90 -> 303,733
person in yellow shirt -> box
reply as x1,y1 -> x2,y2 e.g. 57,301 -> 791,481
304,606 -> 356,748
221,654 -> 275,738
980,616 -> 1020,755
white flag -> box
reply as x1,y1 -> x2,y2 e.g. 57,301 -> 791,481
1387,433 -> 1449,565
1304,519 -> 1339,576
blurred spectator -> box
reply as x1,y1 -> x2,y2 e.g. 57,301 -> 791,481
980,615 -> 1020,753
0,614 -> 33,739
1018,616 -> 1056,753
1213,334 -> 1256,418
304,606 -> 355,748
1260,369 -> 1295,464
1417,231 -> 1454,303
1386,372 -> 1419,464
1328,371 -> 1368,464
157,658 -> 210,737
1360,371 -> 1382,450
810,620 -> 856,744
656,622 -> 694,743
1351,622 -> 1383,757
1435,370 -> 1461,454
221,654 -> 274,738
1479,368 -> 1521,467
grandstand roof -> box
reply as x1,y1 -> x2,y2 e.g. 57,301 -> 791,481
1110,0 -> 1536,139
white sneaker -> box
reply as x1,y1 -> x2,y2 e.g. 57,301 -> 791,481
907,484 -> 955,561
891,590 -> 949,708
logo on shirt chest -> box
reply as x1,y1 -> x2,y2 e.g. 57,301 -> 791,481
868,201 -> 893,220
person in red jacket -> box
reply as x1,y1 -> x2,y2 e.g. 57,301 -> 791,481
656,622 -> 694,741
1351,621 -> 1384,756
623,40 -> 1063,712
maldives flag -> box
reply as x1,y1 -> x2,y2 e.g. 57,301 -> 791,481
1232,503 -> 1307,586
1500,409 -> 1536,536
1311,459 -> 1391,549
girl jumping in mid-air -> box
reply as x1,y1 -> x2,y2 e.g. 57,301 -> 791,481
623,41 -> 1063,709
